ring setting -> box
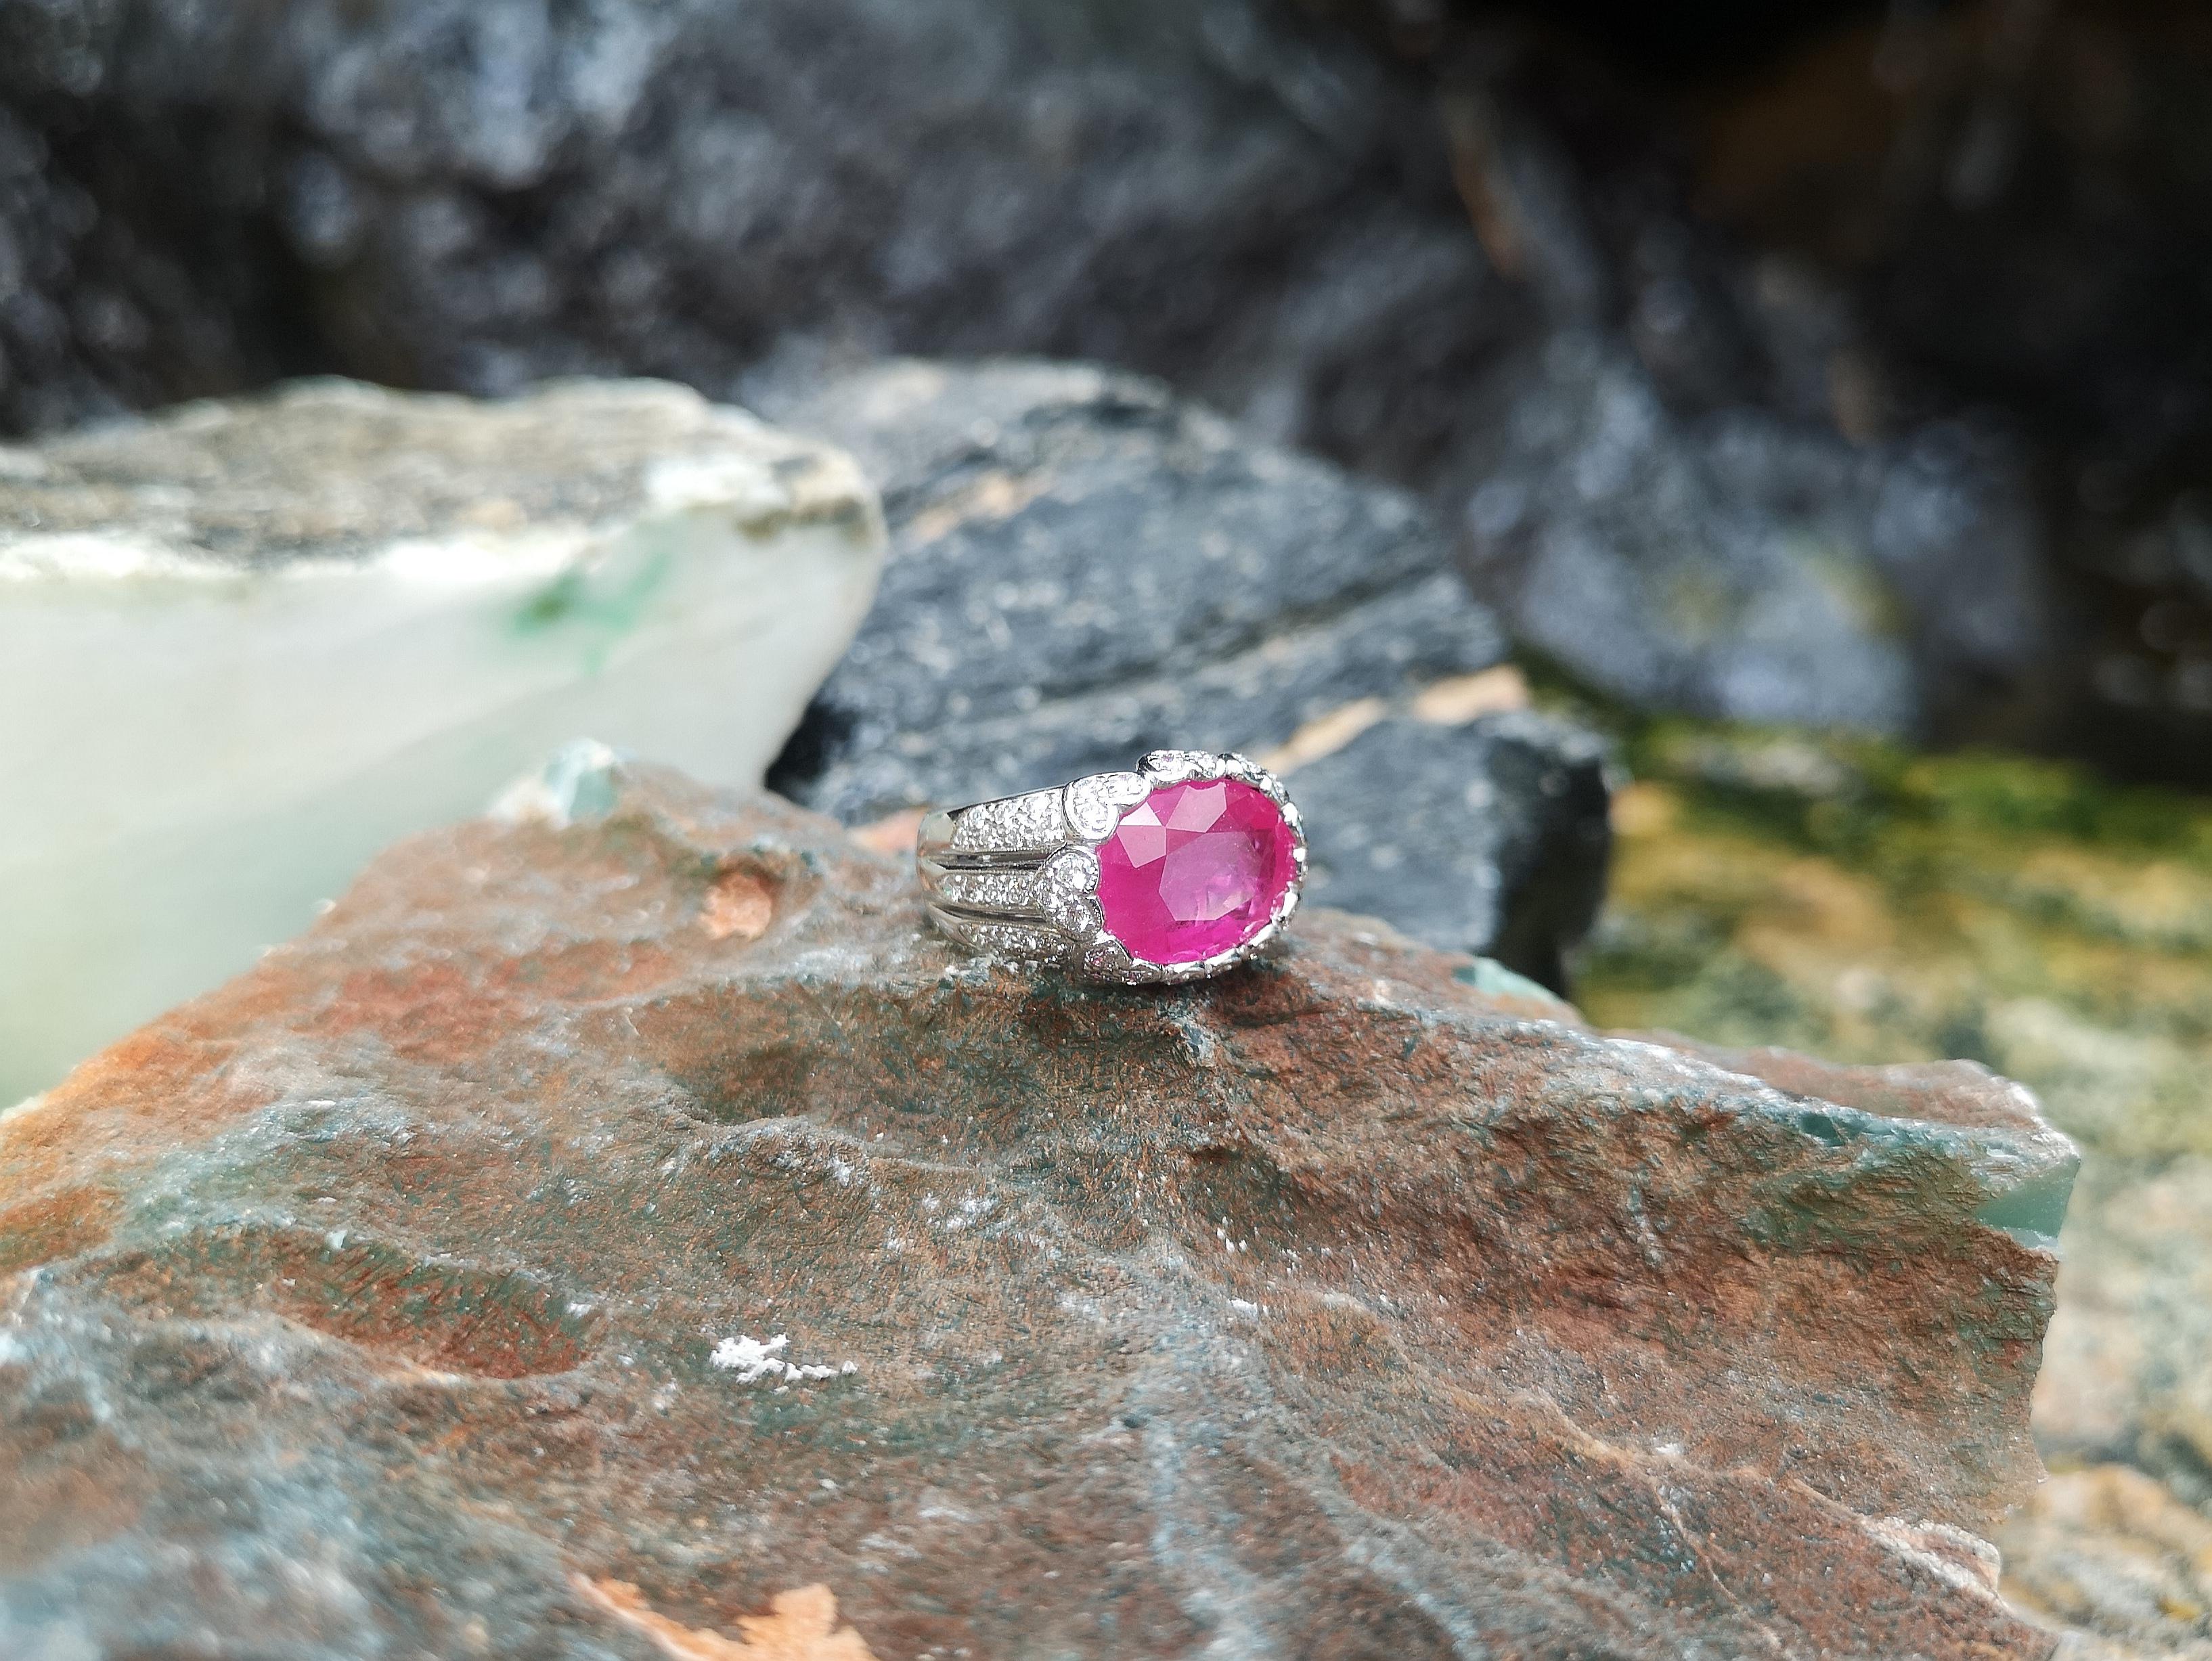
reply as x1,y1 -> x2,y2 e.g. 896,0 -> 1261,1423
918,751 -> 1307,984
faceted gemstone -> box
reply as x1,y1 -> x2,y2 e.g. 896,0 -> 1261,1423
1096,779 -> 1298,965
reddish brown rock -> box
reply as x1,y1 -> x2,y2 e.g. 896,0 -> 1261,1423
0,755 -> 2075,1658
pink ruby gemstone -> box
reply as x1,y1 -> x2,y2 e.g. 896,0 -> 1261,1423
1096,779 -> 1298,965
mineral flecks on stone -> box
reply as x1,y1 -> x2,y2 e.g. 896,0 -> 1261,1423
761,359 -> 1510,817
0,758 -> 2075,1658
0,378 -> 885,1105
761,357 -> 1609,990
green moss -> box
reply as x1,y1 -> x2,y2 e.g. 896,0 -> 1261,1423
1571,716 -> 2212,1163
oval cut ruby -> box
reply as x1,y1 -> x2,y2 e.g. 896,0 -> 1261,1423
1096,779 -> 1298,965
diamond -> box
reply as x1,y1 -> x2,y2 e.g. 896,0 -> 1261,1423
1038,847 -> 1103,939
1063,772 -> 1150,842
950,789 -> 1065,853
1096,780 -> 1298,965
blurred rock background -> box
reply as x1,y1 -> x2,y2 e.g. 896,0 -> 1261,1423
3,0 -> 2211,1653
5,0 -> 2209,772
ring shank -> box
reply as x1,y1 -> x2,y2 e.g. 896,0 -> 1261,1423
916,783 -> 1078,868
915,785 -> 1086,959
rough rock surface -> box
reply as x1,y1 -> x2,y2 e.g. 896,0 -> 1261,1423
0,377 -> 883,1106
762,358 -> 1608,989
0,753 -> 2075,1658
0,0 -> 2075,749
1288,712 -> 1611,995
759,359 -> 1511,816
1568,719 -> 2212,1658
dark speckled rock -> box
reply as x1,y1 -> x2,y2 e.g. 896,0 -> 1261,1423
0,755 -> 2073,1658
759,359 -> 1509,815
1292,711 -> 1612,993
757,357 -> 1609,991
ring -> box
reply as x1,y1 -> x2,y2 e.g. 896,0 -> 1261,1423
918,750 -> 1307,984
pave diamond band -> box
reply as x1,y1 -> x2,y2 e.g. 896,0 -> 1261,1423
918,751 -> 1307,985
